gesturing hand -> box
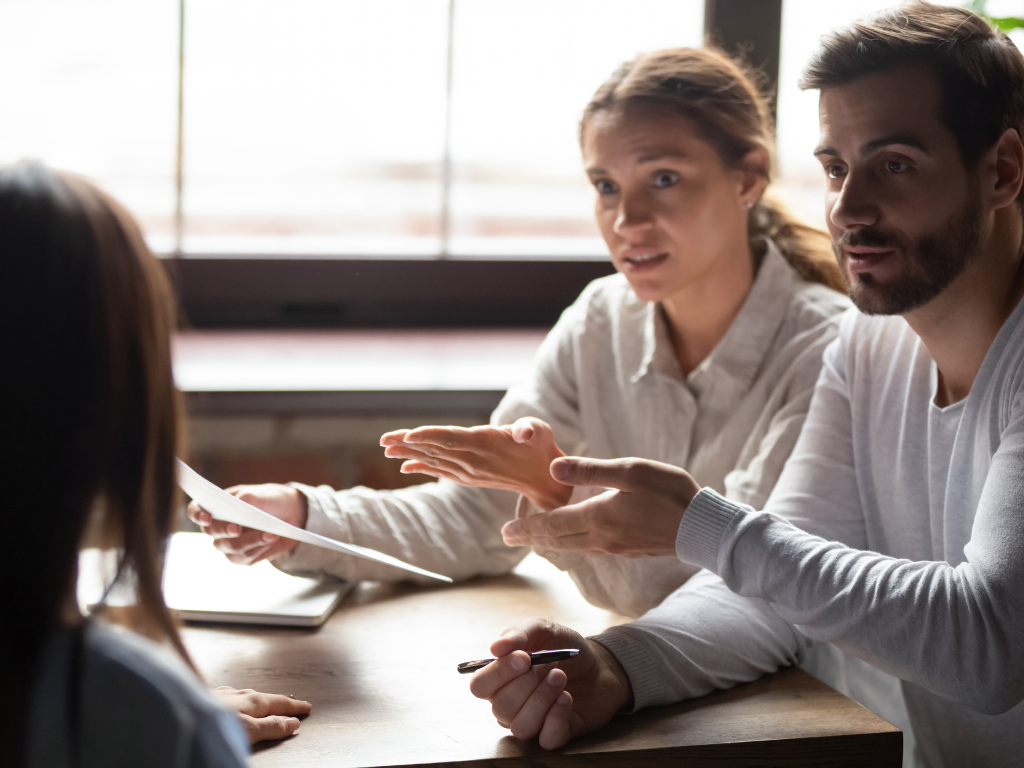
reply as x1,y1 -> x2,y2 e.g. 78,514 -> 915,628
500,457 -> 701,557
188,483 -> 308,565
211,686 -> 312,743
468,618 -> 632,750
380,417 -> 572,511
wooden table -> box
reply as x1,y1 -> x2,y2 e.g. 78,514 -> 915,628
183,554 -> 901,767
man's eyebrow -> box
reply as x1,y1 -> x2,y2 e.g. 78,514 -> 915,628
813,134 -> 929,159
585,166 -> 606,175
861,134 -> 929,155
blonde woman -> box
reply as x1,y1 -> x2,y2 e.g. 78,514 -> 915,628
192,47 -> 851,620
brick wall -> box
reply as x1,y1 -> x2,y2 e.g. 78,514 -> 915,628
183,412 -> 490,497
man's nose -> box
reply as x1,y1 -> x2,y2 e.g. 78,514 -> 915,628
828,170 -> 880,232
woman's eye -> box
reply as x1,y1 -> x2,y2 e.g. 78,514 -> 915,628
594,179 -> 617,195
653,171 -> 678,188
886,159 -> 909,174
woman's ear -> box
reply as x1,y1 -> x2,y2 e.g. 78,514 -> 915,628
738,147 -> 770,206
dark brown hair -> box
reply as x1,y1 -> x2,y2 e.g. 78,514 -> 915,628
0,162 -> 191,763
800,1 -> 1024,176
581,46 -> 846,292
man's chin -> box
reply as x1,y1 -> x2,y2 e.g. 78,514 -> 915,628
849,275 -> 939,316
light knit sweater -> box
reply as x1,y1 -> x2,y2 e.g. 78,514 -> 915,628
594,297 -> 1024,768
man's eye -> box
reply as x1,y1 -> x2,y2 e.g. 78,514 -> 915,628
826,164 -> 846,179
886,159 -> 909,173
654,171 -> 678,188
594,179 -> 617,195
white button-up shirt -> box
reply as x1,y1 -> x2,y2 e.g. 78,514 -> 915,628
278,241 -> 851,618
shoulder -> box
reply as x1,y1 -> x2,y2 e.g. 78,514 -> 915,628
561,271 -> 638,322
27,622 -> 249,768
540,270 -> 640,349
781,279 -> 852,337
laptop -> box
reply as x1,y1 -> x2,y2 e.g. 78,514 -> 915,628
78,532 -> 354,627
162,532 -> 354,626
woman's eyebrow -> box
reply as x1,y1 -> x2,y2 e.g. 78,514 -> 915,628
636,151 -> 689,163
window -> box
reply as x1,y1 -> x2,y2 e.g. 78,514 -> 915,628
2,0 -> 702,259
0,0 -> 180,250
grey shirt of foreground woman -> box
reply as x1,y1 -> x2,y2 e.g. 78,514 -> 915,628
26,621 -> 249,768
273,240 -> 851,619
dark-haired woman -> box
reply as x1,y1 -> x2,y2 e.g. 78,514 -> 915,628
0,163 -> 309,767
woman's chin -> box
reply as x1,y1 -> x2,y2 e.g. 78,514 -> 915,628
624,277 -> 673,304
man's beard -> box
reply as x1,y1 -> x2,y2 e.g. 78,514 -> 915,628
834,192 -> 983,316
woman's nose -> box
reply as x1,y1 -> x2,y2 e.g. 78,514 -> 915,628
613,192 -> 655,237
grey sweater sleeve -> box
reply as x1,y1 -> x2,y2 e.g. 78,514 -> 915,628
676,342 -> 1024,716
591,570 -> 804,712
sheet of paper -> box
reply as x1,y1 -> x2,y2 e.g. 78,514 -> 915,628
177,460 -> 452,583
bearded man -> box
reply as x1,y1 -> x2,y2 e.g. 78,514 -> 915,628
470,4 -> 1024,767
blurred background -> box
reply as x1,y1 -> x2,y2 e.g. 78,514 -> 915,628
3,0 -> 1020,494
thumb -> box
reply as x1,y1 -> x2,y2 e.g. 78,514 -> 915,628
511,416 -> 553,445
549,456 -> 647,492
238,714 -> 301,744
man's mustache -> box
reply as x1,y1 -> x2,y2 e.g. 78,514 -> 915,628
834,228 -> 906,251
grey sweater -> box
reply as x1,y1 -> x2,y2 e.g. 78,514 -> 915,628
595,300 -> 1024,767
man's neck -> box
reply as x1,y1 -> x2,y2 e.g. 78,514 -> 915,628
905,213 -> 1024,407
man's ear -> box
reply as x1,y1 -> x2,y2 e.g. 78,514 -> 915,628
739,147 -> 770,206
988,128 -> 1024,211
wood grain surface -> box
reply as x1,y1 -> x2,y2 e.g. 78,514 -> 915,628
183,554 -> 901,767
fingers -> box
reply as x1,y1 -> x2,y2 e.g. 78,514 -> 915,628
508,668 -> 568,741
237,713 -> 301,744
403,425 -> 478,450
398,462 -> 462,483
500,506 -> 593,547
550,456 -> 686,494
538,691 -> 574,750
549,456 -> 640,490
379,429 -> 412,446
469,650 -> 533,700
213,531 -> 295,565
243,691 -> 312,718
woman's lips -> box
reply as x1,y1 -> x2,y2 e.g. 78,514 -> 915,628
621,250 -> 669,273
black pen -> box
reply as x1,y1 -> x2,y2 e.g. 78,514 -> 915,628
457,648 -> 579,674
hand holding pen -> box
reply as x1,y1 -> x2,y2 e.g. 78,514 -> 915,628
458,648 -> 579,674
463,618 -> 633,750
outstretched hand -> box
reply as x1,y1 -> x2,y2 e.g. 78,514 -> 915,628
212,686 -> 312,743
500,457 -> 701,557
380,417 -> 572,510
468,618 -> 632,750
188,484 -> 308,565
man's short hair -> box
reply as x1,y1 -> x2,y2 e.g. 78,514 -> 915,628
800,1 -> 1024,170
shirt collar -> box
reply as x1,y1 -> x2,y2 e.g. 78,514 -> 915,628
630,239 -> 801,388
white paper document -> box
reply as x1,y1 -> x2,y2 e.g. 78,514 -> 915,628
177,459 -> 452,583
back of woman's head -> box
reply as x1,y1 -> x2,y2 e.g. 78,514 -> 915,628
0,162 -> 187,761
581,47 -> 846,292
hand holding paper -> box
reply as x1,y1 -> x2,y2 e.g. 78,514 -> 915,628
178,460 -> 452,583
